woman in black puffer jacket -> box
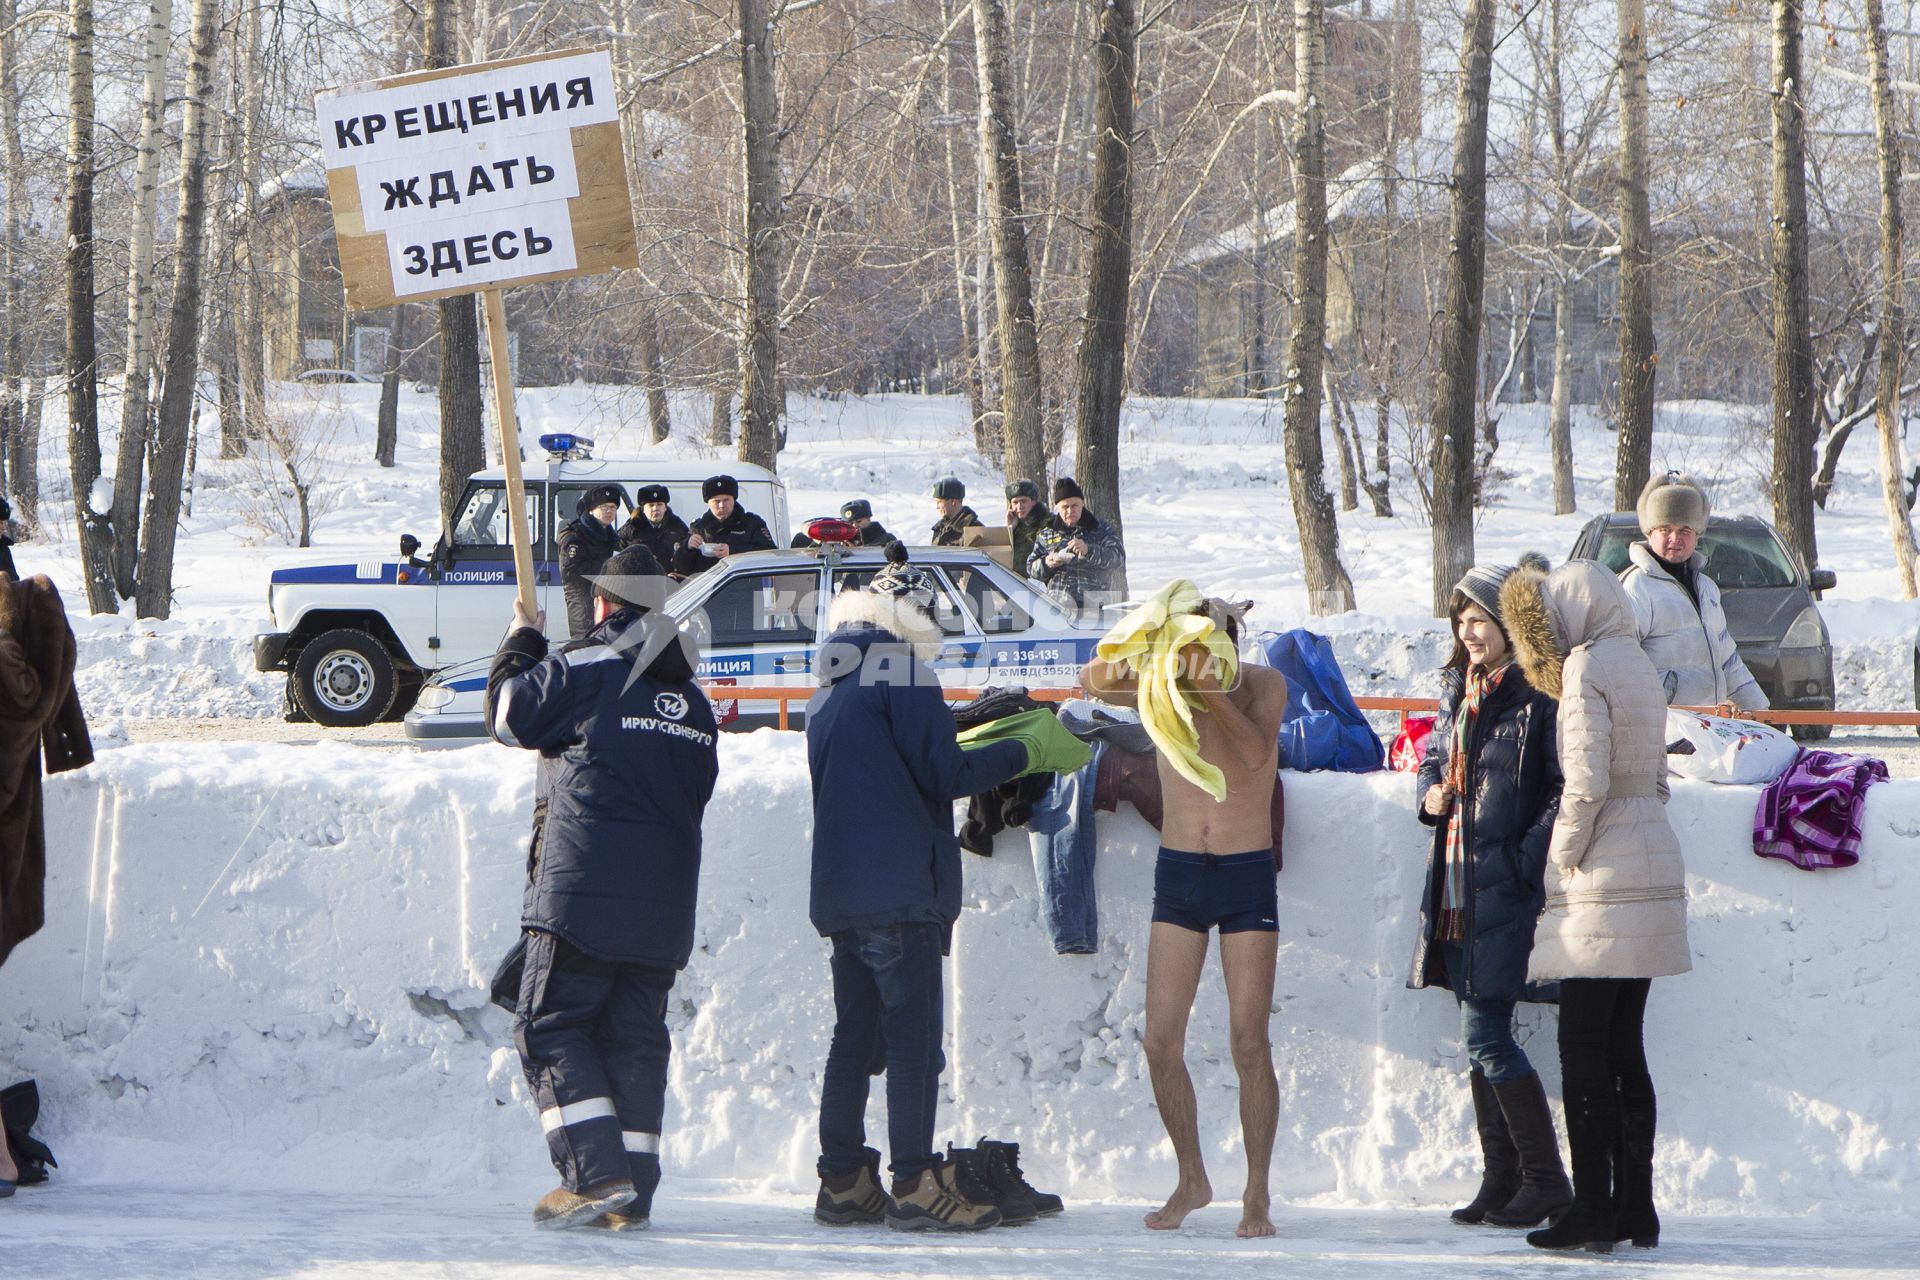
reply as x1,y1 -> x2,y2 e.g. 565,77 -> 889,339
1410,559 -> 1570,1231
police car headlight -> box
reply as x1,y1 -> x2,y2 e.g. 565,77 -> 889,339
415,683 -> 457,711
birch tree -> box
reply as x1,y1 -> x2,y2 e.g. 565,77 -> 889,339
1863,0 -> 1917,596
134,0 -> 222,619
65,0 -> 115,613
1614,0 -> 1656,508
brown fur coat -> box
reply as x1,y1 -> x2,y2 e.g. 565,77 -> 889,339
0,575 -> 93,969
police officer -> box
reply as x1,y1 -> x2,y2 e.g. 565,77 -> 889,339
679,475 -> 775,576
1004,480 -> 1048,574
1027,477 -> 1123,620
792,499 -> 896,549
487,545 -> 718,1232
930,478 -> 981,546
558,484 -> 624,638
618,484 -> 689,580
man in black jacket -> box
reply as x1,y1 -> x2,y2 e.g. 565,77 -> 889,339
929,477 -> 981,546
487,545 -> 718,1232
557,484 -> 624,638
1004,480 -> 1048,574
616,484 -> 688,579
678,475 -> 775,576
1027,478 -> 1124,620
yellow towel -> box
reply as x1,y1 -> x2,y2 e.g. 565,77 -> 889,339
1095,579 -> 1240,802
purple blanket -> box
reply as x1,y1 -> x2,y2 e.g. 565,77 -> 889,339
1752,749 -> 1889,871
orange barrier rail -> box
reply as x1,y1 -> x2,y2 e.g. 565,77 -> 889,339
705,685 -> 1920,733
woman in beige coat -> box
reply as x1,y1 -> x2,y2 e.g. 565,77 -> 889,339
1499,560 -> 1690,1255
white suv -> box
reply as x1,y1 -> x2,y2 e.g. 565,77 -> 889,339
253,435 -> 789,726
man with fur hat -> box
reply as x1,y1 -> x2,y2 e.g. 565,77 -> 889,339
804,541 -> 1032,1232
557,484 -> 628,639
617,485 -> 690,580
929,477 -> 982,546
1027,478 -> 1124,620
680,475 -> 775,577
1004,480 -> 1050,572
1620,471 -> 1766,712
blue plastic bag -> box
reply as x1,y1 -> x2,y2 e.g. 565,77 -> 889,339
1260,629 -> 1385,773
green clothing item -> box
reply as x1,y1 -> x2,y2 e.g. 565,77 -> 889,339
957,708 -> 1093,778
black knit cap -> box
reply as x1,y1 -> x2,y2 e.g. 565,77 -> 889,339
702,474 -> 739,501
840,499 -> 873,520
932,476 -> 966,500
1052,476 -> 1084,503
635,484 -> 670,506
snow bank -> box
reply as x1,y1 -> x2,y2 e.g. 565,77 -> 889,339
2,737 -> 1915,1218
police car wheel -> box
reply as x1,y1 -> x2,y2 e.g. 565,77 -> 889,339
292,629 -> 397,728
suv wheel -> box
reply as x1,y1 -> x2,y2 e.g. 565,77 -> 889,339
292,629 -> 398,727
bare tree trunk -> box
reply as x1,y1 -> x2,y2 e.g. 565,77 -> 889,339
65,0 -> 115,613
109,0 -> 172,597
0,0 -> 23,528
708,387 -> 733,445
133,0 -> 222,620
426,0 -> 483,526
1769,0 -> 1819,572
939,0 -> 993,453
15,378 -> 41,530
232,0 -> 267,446
1866,0 -> 1918,596
637,305 -> 671,443
972,0 -> 1046,488
1613,0 -> 1657,508
1427,0 -> 1498,615
1071,0 -> 1133,597
1282,0 -> 1356,614
1367,386 -> 1395,518
737,0 -> 782,472
1546,0 -> 1576,516
1328,371 -> 1359,513
375,304 -> 403,468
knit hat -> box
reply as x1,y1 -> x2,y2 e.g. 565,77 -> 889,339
702,474 -> 739,501
1006,479 -> 1041,502
1052,476 -> 1084,503
1637,471 -> 1710,535
635,483 -> 670,507
840,498 -> 873,521
1453,564 -> 1516,625
867,540 -> 937,613
932,477 -> 966,500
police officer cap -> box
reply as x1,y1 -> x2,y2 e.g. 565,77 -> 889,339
703,474 -> 740,501
635,484 -> 670,507
840,499 -> 873,521
931,477 -> 966,500
1006,479 -> 1041,502
583,484 -> 623,511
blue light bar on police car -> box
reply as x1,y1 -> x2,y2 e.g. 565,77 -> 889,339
538,433 -> 596,459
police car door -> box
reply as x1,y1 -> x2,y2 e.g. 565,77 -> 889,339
825,563 -> 984,687
685,563 -> 826,729
434,478 -> 545,667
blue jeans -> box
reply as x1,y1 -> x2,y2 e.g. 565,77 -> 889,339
1027,743 -> 1100,954
1444,943 -> 1534,1084
817,923 -> 946,1180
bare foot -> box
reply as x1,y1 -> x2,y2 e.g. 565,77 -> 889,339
1237,1195 -> 1275,1239
1144,1177 -> 1212,1230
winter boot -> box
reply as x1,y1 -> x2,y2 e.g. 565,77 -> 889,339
1527,1078 -> 1615,1253
1484,1074 -> 1574,1228
815,1148 -> 892,1226
948,1143 -> 1037,1225
586,1209 -> 651,1232
1452,1066 -> 1520,1225
980,1138 -> 1063,1215
1613,1094 -> 1660,1248
885,1158 -> 1002,1232
531,1177 -> 637,1231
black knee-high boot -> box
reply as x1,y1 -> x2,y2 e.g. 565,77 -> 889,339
1452,1066 -> 1520,1224
1612,1088 -> 1659,1248
1527,1074 -> 1615,1253
1484,1074 -> 1572,1228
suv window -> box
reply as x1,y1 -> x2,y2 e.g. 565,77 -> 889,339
554,484 -> 630,533
701,569 -> 822,646
1592,523 -> 1798,587
450,482 -> 542,558
832,567 -> 972,635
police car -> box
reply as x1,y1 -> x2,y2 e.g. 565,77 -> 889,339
403,537 -> 1112,742
253,435 -> 789,726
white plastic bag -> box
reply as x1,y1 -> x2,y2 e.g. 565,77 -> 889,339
1664,709 -> 1799,785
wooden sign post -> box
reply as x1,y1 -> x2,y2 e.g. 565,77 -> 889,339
315,47 -> 639,619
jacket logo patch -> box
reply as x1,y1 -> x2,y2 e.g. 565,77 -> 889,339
654,691 -> 689,722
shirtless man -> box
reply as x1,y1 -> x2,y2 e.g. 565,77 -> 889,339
1081,609 -> 1289,1238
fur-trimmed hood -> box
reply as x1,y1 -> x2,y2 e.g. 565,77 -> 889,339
820,590 -> 943,670
1498,560 -> 1637,700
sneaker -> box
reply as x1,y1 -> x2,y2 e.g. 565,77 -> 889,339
586,1209 -> 651,1232
980,1138 -> 1063,1216
885,1160 -> 1002,1232
532,1178 -> 638,1231
947,1143 -> 1037,1225
815,1160 -> 892,1226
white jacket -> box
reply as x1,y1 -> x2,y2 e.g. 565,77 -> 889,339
1618,542 -> 1768,711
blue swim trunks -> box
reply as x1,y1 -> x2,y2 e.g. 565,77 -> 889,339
1151,848 -> 1278,934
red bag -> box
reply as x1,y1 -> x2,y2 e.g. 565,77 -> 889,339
1389,712 -> 1436,773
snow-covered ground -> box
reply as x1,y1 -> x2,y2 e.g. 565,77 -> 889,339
5,386 -> 1920,1274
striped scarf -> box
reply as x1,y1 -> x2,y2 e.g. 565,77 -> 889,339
1439,659 -> 1512,942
